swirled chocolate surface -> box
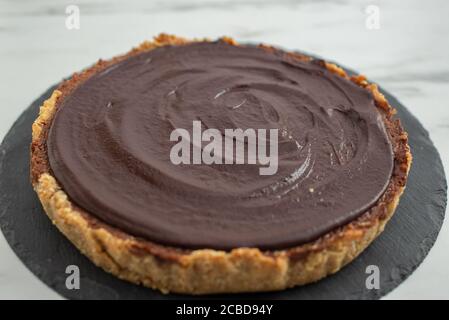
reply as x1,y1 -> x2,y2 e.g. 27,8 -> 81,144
47,41 -> 394,250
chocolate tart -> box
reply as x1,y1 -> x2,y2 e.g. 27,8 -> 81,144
30,34 -> 411,294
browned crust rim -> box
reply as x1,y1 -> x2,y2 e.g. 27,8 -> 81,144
30,34 -> 411,294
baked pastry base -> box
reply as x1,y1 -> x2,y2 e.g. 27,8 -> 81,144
30,34 -> 411,294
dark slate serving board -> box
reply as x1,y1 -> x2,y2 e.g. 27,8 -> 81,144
0,77 -> 446,299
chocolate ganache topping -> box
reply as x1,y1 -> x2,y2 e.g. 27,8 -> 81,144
47,41 -> 394,250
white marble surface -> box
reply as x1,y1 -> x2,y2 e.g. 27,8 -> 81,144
0,0 -> 448,299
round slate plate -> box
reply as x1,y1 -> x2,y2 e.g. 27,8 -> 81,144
0,79 -> 446,299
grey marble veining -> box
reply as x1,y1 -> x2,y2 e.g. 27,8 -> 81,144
0,0 -> 448,299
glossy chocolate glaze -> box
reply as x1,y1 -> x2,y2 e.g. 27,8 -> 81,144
47,41 -> 394,250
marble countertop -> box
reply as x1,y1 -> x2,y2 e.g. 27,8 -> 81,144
0,0 -> 448,299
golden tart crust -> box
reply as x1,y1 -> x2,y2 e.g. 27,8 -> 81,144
30,34 -> 411,294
